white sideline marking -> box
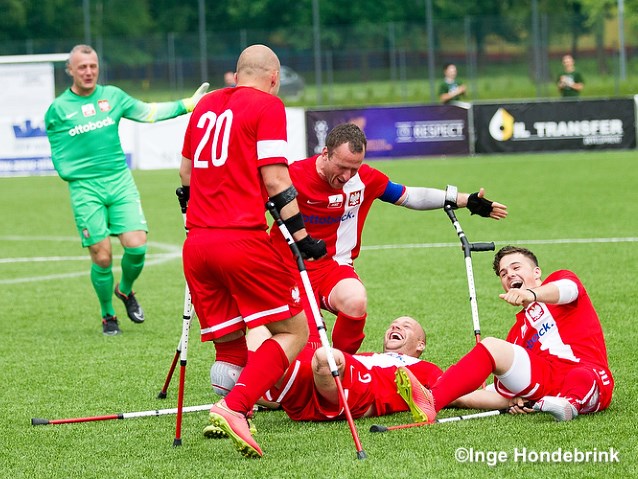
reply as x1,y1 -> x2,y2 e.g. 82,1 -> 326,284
0,237 -> 181,285
360,237 -> 638,251
1,236 -> 636,285
0,253 -> 178,264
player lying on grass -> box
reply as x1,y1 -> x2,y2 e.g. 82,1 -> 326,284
396,246 -> 615,424
206,316 -> 507,437
269,123 -> 508,355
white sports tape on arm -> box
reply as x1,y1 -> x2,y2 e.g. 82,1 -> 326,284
554,279 -> 579,304
400,187 -> 446,210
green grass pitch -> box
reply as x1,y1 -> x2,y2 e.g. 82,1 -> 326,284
1,150 -> 636,478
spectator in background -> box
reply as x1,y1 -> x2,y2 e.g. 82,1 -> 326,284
224,71 -> 236,87
438,63 -> 467,104
44,44 -> 208,336
557,54 -> 584,97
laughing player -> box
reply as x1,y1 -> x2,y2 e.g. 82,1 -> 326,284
208,316 -> 441,427
397,246 -> 615,424
270,123 -> 508,354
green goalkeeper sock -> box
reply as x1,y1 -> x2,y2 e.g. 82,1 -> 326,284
91,263 -> 115,317
119,244 -> 147,294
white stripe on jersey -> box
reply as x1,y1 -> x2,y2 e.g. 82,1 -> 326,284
334,175 -> 365,265
524,302 -> 579,362
352,352 -> 423,369
257,139 -> 288,160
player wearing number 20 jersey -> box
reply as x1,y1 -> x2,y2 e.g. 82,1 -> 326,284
182,87 -> 289,231
181,84 -> 305,338
180,44 -> 315,458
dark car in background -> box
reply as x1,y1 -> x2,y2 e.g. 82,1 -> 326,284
279,65 -> 305,99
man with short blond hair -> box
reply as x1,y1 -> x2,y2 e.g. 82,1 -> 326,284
45,44 -> 208,336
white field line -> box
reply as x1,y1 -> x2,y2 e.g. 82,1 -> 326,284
1,236 -> 637,285
0,253 -> 178,264
0,237 -> 181,285
360,237 -> 638,251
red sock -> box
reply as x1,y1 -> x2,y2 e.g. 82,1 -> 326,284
331,312 -> 367,354
214,336 -> 248,367
431,342 -> 495,412
224,338 -> 289,414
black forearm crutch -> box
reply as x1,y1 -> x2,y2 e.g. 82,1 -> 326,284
443,204 -> 494,347
266,201 -> 367,460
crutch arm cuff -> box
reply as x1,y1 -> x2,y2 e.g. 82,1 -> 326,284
269,185 -> 298,213
444,184 -> 458,209
283,212 -> 305,236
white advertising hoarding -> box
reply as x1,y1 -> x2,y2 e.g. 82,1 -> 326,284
0,63 -> 56,175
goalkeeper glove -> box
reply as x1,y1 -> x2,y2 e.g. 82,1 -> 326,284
183,82 -> 210,112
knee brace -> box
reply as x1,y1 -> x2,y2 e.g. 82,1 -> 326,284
210,361 -> 244,397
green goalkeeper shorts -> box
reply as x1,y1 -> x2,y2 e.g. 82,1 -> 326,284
68,169 -> 149,247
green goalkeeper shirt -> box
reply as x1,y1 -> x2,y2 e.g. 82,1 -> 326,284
45,85 -> 188,181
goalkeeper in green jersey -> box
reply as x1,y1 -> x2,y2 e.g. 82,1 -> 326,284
45,44 -> 208,336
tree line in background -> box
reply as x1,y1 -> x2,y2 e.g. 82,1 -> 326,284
1,0 -> 636,60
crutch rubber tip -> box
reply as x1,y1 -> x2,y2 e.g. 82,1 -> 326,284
157,391 -> 167,399
357,450 -> 368,460
31,418 -> 49,426
173,438 -> 182,447
369,424 -> 387,433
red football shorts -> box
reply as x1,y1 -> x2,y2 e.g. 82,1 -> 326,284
306,259 -> 360,313
268,348 -> 375,421
183,228 -> 304,341
493,344 -> 614,412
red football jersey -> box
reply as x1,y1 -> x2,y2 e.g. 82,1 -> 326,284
504,270 -> 610,370
264,348 -> 442,421
355,352 -> 443,417
182,86 -> 288,231
272,155 -> 390,265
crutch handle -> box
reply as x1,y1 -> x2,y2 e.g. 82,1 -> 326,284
470,242 -> 495,252
444,203 -> 458,221
175,187 -> 189,214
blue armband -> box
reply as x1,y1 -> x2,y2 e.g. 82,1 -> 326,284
379,181 -> 406,204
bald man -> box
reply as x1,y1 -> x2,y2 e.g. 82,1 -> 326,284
208,317 -> 442,423
180,44 -> 325,458
270,316 -> 443,421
